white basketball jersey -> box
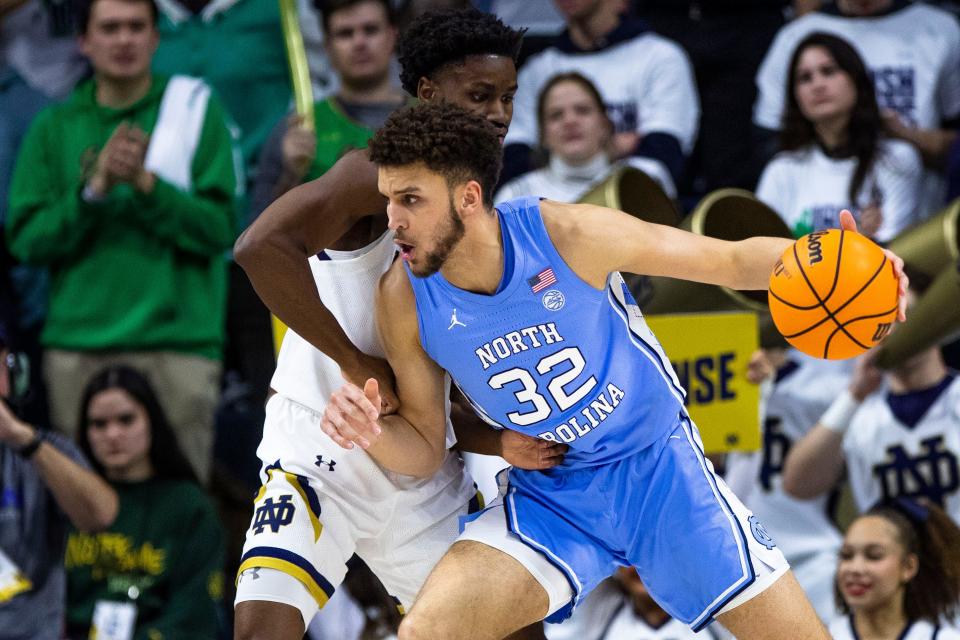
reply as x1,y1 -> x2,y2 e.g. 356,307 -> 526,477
507,30 -> 699,171
725,354 -> 846,563
843,376 -> 960,520
271,231 -> 395,411
829,615 -> 960,640
755,139 -> 922,242
754,5 -> 960,132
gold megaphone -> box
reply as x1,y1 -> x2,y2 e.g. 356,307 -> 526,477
874,261 -> 960,369
635,189 -> 793,348
869,199 -> 960,368
885,198 -> 959,278
578,165 -> 680,227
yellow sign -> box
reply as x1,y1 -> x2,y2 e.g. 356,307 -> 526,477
646,312 -> 761,453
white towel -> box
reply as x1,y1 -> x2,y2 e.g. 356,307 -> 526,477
144,75 -> 211,192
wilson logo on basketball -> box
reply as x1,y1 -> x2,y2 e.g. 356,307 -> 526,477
806,230 -> 828,265
773,259 -> 787,278
872,322 -> 893,342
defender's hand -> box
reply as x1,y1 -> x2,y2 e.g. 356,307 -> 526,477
839,209 -> 908,321
323,379 -> 382,450
341,354 -> 400,415
500,430 -> 567,470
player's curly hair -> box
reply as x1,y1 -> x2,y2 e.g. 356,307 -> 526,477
368,102 -> 502,207
397,8 -> 524,97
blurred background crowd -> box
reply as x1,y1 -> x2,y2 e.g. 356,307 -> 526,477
1,0 -> 960,638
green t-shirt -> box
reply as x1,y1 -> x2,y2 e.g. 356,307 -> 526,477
65,478 -> 225,640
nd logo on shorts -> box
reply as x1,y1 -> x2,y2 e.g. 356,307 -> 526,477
748,515 -> 776,550
542,289 -> 565,311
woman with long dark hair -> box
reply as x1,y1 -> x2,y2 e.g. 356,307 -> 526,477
830,500 -> 960,640
756,32 -> 921,242
64,365 -> 224,639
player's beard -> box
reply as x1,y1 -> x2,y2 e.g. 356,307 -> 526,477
414,198 -> 466,278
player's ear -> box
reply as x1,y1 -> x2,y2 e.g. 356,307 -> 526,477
417,78 -> 436,102
460,181 -> 483,214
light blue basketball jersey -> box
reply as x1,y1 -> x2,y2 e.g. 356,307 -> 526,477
405,196 -> 685,468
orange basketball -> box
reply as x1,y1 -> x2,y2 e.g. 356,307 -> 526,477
768,229 -> 899,359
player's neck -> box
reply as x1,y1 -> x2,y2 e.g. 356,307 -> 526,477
889,352 -> 948,393
852,600 -> 908,640
566,7 -> 620,50
440,208 -> 504,295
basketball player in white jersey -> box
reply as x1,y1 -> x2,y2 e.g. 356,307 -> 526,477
232,10 -> 563,640
782,276 -> 960,521
725,349 -> 849,622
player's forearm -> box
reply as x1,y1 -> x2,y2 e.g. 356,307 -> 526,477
730,236 -> 794,291
234,188 -> 364,370
365,414 -> 446,478
781,425 -> 845,499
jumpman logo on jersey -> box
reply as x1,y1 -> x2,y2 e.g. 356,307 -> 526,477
448,309 -> 467,330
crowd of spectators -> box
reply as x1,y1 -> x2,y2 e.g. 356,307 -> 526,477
1,0 -> 960,638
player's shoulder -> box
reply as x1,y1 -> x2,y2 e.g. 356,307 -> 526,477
309,147 -> 385,219
539,199 -> 594,238
378,255 -> 412,303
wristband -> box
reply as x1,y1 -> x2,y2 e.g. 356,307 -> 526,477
17,430 -> 43,460
820,391 -> 861,435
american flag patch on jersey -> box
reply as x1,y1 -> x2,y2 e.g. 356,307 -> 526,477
528,267 -> 557,293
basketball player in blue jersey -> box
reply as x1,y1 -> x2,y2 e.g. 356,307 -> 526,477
232,10 -> 561,640
322,102 -> 911,640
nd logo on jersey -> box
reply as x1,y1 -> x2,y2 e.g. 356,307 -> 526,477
872,436 -> 960,507
253,495 -> 296,534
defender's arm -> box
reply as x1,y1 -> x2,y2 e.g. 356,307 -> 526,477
234,150 -> 398,408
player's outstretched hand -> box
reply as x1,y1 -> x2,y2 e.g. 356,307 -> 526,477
839,209 -> 908,322
500,430 -> 567,470
342,354 -> 400,415
322,379 -> 382,450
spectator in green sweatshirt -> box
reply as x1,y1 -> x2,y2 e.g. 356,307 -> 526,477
4,0 -> 239,482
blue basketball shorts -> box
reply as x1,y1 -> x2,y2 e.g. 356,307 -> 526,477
458,413 -> 789,630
